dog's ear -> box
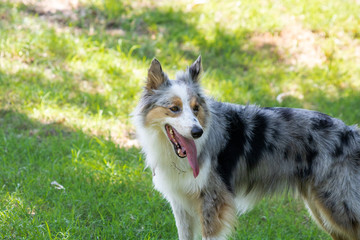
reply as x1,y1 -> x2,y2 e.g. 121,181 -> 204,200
189,55 -> 202,82
147,58 -> 166,90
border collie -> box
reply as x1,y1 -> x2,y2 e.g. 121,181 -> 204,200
133,56 -> 360,240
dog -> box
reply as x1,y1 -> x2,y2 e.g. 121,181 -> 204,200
132,56 -> 360,240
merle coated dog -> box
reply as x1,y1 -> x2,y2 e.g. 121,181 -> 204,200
133,56 -> 360,240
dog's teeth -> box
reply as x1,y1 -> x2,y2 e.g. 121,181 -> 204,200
170,128 -> 173,135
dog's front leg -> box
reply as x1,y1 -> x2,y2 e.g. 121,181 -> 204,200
170,201 -> 195,240
200,188 -> 237,240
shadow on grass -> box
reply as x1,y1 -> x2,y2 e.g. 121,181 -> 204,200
12,0 -> 281,66
0,109 -> 175,238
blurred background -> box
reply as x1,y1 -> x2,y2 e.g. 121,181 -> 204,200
0,0 -> 359,239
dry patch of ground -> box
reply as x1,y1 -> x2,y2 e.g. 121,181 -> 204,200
17,0 -> 79,14
251,20 -> 326,68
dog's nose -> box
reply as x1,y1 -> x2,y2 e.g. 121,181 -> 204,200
191,126 -> 203,139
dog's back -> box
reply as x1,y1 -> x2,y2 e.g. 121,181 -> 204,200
208,101 -> 360,239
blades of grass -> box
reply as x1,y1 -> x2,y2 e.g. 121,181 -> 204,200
45,221 -> 52,240
128,45 -> 141,58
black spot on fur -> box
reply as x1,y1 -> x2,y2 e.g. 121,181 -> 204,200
217,109 -> 247,192
297,166 -> 312,179
321,191 -> 331,199
311,112 -> 333,130
278,108 -> 293,121
245,114 -> 268,171
306,145 -> 318,163
295,153 -> 302,163
283,146 -> 290,160
352,150 -> 360,167
304,145 -> 317,177
333,145 -> 344,157
296,144 -> 317,179
266,142 -> 275,153
344,201 -> 350,214
332,129 -> 354,158
340,129 -> 352,146
307,134 -> 314,144
327,200 -> 336,214
319,191 -> 336,212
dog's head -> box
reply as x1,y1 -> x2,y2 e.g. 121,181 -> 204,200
136,56 -> 209,178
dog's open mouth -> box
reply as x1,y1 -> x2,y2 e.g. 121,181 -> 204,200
165,124 -> 187,158
165,124 -> 199,178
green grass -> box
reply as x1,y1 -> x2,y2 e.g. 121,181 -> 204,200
1,0 -> 360,239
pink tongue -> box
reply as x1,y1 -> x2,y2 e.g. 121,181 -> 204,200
176,135 -> 199,178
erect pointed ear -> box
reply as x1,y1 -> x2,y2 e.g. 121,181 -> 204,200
147,58 -> 166,90
188,55 -> 202,82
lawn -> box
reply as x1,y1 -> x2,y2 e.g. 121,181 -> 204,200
0,0 -> 359,239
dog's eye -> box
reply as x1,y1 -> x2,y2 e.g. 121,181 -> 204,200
169,106 -> 180,113
193,105 -> 199,113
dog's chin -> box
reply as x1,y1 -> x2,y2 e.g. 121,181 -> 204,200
164,124 -> 199,178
